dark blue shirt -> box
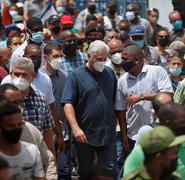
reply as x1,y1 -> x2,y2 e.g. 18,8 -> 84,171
61,65 -> 117,146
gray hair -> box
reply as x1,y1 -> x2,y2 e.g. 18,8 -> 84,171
12,57 -> 34,73
169,10 -> 181,20
88,40 -> 110,56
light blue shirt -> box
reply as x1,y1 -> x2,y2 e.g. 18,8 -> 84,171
115,64 -> 173,139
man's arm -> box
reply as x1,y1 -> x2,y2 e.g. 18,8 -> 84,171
49,103 -> 65,153
63,103 -> 88,144
43,129 -> 56,158
124,93 -> 157,106
116,110 -> 130,152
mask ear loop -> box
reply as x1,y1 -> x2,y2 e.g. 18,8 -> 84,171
26,27 -> 33,39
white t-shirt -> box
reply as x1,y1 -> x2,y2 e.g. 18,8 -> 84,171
0,141 -> 44,179
103,15 -> 123,31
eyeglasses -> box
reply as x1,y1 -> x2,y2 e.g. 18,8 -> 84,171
64,39 -> 77,44
158,36 -> 169,39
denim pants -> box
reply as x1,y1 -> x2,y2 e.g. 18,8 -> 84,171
116,132 -> 126,178
75,139 -> 117,180
57,141 -> 71,180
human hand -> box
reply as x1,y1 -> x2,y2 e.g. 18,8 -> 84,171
72,126 -> 88,144
125,94 -> 140,106
122,135 -> 130,152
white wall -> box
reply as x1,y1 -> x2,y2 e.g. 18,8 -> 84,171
149,0 -> 173,30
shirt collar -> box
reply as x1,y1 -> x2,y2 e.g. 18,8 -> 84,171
41,67 -> 52,76
127,64 -> 147,79
24,86 -> 35,99
40,66 -> 58,76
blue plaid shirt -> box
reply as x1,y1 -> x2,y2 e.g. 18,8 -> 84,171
61,51 -> 87,76
22,87 -> 54,132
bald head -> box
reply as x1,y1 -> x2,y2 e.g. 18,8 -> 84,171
158,102 -> 185,135
152,92 -> 173,114
122,45 -> 143,59
24,44 -> 42,73
60,30 -> 75,40
24,44 -> 41,57
108,39 -> 123,54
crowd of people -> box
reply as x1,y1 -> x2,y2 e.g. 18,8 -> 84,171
0,0 -> 185,179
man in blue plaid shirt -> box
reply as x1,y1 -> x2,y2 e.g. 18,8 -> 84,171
61,30 -> 87,76
11,57 -> 56,158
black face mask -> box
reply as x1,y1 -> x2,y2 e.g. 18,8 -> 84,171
62,26 -> 72,31
108,9 -> 116,15
158,38 -> 169,47
87,38 -> 97,45
63,43 -> 77,56
121,60 -> 136,72
51,25 -> 61,34
32,59 -> 41,73
1,128 -> 22,144
161,158 -> 177,179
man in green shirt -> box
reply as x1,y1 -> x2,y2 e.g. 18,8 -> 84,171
124,126 -> 185,180
123,103 -> 185,179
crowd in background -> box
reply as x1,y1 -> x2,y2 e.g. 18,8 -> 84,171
0,0 -> 185,180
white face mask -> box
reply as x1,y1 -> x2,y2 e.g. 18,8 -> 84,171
93,61 -> 106,73
12,77 -> 30,91
125,11 -> 135,22
9,10 -> 18,17
111,53 -> 122,64
49,57 -> 62,70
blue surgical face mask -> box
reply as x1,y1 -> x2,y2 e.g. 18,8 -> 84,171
56,6 -> 65,14
31,31 -> 44,44
169,67 -> 182,76
173,20 -> 183,30
133,40 -> 145,48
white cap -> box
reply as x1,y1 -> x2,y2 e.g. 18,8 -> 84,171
16,2 -> 24,8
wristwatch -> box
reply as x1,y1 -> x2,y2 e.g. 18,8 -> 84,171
140,93 -> 144,101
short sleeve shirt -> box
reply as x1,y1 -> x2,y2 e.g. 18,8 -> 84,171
22,87 -> 54,132
0,141 -> 44,179
32,70 -> 55,105
73,9 -> 90,31
115,65 -> 173,139
61,65 -> 117,146
40,67 -> 70,141
61,51 -> 87,76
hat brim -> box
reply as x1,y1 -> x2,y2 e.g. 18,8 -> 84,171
169,135 -> 185,147
49,19 -> 60,24
130,33 -> 144,36
61,21 -> 73,25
